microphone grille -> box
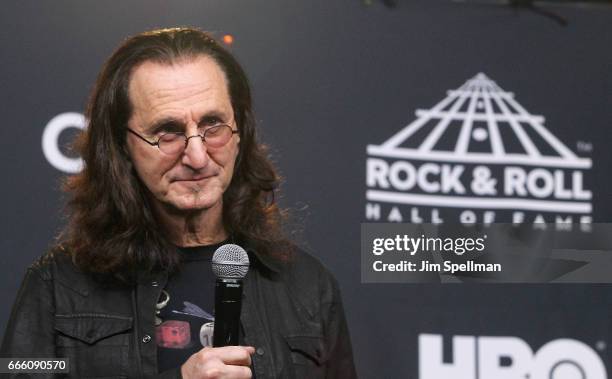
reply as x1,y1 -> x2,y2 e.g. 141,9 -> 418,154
212,244 -> 250,279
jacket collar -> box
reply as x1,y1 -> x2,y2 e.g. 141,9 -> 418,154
241,239 -> 282,274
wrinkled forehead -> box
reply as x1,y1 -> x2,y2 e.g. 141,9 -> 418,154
126,55 -> 234,125
127,55 -> 230,100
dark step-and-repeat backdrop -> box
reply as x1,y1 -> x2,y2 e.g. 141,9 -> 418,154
1,1 -> 611,378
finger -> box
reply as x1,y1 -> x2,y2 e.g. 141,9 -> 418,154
220,365 -> 252,379
220,346 -> 254,366
200,346 -> 254,366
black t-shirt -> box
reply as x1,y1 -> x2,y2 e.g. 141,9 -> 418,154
156,242 -> 225,372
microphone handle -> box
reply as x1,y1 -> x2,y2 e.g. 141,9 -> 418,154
212,278 -> 243,347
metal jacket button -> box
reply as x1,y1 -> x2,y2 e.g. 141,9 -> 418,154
256,347 -> 265,356
142,334 -> 152,343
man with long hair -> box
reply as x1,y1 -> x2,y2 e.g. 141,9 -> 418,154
1,28 -> 356,378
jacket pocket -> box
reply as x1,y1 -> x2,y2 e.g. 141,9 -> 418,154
284,334 -> 328,378
54,314 -> 132,378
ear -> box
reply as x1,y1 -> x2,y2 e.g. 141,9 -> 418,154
233,130 -> 240,152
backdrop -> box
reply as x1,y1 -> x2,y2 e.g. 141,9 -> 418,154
1,1 -> 611,377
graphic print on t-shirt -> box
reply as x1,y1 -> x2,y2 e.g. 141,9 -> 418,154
156,301 -> 215,349
156,243 -> 222,372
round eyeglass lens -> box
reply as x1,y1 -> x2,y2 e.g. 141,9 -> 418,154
158,133 -> 186,154
204,125 -> 233,148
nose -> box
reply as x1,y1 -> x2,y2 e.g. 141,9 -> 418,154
181,134 -> 209,169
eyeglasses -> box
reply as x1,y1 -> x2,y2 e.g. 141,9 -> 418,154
127,124 -> 239,155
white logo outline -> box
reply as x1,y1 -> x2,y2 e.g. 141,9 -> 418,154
366,73 -> 592,214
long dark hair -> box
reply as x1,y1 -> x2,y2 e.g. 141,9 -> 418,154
60,28 -> 287,281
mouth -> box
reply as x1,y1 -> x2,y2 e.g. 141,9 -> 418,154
173,174 -> 216,183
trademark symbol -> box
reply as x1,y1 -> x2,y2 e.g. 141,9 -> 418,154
576,141 -> 593,153
595,340 -> 606,351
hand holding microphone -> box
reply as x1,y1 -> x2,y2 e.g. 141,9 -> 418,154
181,345 -> 255,379
181,244 -> 253,379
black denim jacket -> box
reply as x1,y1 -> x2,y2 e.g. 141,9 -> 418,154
1,246 -> 357,378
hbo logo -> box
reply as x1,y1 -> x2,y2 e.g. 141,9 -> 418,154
419,334 -> 607,379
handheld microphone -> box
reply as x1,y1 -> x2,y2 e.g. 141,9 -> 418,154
211,244 -> 250,347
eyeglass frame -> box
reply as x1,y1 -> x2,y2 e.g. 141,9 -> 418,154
126,124 -> 239,154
